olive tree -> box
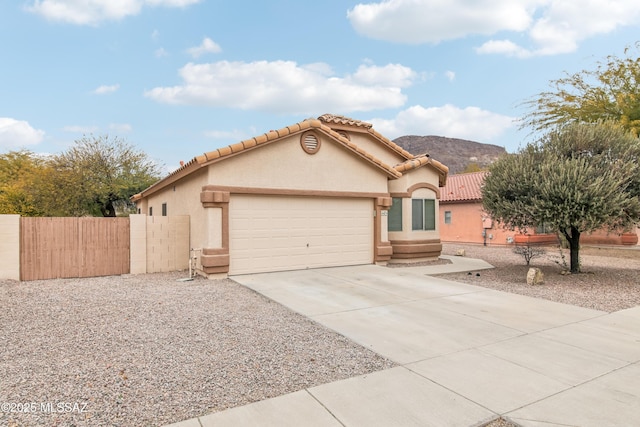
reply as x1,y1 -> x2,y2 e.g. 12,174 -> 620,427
482,122 -> 640,273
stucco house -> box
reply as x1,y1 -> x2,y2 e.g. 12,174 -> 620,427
439,171 -> 639,246
439,171 -> 514,245
132,114 -> 449,277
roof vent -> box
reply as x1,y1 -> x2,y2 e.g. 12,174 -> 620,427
301,131 -> 321,154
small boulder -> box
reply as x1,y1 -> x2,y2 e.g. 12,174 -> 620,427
455,249 -> 466,257
526,267 -> 544,285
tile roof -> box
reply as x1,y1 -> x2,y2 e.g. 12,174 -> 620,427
394,155 -> 449,187
317,113 -> 373,129
318,114 -> 415,160
133,116 -> 407,200
440,171 -> 488,203
195,118 -> 402,179
132,114 -> 451,201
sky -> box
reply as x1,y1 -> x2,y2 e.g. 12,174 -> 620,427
2,0 -> 640,173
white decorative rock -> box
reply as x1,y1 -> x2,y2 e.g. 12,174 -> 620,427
526,267 -> 544,285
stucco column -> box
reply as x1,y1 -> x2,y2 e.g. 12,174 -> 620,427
200,190 -> 230,276
0,215 -> 20,280
129,214 -> 147,275
374,197 -> 393,263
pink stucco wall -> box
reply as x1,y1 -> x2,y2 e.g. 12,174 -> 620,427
439,201 -> 515,246
440,201 -> 639,246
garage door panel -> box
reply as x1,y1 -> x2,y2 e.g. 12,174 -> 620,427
229,196 -> 373,275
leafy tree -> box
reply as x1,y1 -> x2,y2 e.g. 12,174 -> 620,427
48,136 -> 162,217
521,44 -> 640,136
0,150 -> 49,216
482,122 -> 640,273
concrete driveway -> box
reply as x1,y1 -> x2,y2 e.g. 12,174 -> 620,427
169,261 -> 640,427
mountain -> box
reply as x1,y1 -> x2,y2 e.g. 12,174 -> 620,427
393,135 -> 507,175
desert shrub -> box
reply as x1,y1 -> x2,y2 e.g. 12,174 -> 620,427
513,243 -> 546,265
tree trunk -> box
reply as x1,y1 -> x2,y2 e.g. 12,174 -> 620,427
100,200 -> 117,217
562,226 -> 581,273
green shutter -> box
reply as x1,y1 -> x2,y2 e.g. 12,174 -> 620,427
424,199 -> 435,230
412,199 -> 423,230
388,197 -> 403,231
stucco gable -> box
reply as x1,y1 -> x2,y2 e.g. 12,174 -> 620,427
197,119 -> 401,179
394,155 -> 449,187
318,114 -> 415,161
133,117 -> 403,201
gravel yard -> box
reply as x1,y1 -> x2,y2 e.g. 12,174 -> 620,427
439,243 -> 640,313
0,273 -> 395,427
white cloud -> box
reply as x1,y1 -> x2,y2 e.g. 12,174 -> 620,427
145,60 -> 414,114
26,0 -> 202,25
203,129 -> 248,140
348,0 -> 640,57
367,105 -> 515,141
0,118 -> 45,149
93,84 -> 119,95
347,0 -> 532,44
186,37 -> 222,58
475,39 -> 533,58
63,125 -> 99,133
109,123 -> 132,133
444,71 -> 455,82
351,63 -> 416,87
155,48 -> 169,58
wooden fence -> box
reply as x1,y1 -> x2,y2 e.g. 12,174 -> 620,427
20,217 -> 130,281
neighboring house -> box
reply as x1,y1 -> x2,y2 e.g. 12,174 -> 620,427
439,172 -> 514,245
439,171 -> 639,246
132,114 -> 449,277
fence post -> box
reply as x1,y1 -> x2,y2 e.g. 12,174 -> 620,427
129,214 -> 147,274
0,215 -> 21,280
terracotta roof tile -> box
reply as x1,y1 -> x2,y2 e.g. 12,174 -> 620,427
217,146 -> 232,157
242,138 -> 257,149
394,155 -> 431,173
277,127 -> 290,137
318,114 -> 414,160
394,155 -> 449,187
254,134 -> 268,144
204,151 -> 220,161
288,123 -> 301,133
440,171 -> 488,202
230,142 -> 245,153
318,113 -> 373,129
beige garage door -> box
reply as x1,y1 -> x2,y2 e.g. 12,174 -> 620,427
229,195 -> 373,275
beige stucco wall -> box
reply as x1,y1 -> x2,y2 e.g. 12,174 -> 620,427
129,214 -> 147,274
145,215 -> 190,273
129,214 -> 191,274
346,132 -> 406,167
0,215 -> 20,280
388,166 -> 441,195
206,134 -> 390,194
145,168 -> 209,251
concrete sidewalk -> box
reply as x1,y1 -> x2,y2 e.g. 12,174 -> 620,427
166,258 -> 640,427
